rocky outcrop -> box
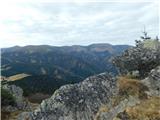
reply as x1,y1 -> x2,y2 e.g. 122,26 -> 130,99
142,66 -> 160,96
96,96 -> 140,120
95,66 -> 160,120
18,73 -> 117,120
2,84 -> 31,112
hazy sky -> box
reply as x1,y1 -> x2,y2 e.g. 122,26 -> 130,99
0,0 -> 159,48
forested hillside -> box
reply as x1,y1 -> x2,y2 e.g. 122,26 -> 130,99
1,44 -> 130,96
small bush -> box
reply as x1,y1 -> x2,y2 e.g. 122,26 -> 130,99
1,88 -> 16,106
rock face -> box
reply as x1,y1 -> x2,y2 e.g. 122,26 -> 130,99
142,66 -> 160,96
2,84 -> 31,112
97,96 -> 140,120
96,66 -> 160,120
19,73 -> 117,120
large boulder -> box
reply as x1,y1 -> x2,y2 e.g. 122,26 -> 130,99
18,73 -> 117,120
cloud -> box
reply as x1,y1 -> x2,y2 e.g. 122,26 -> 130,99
0,1 -> 159,48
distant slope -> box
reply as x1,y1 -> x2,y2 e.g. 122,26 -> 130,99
7,73 -> 30,81
1,43 -> 131,95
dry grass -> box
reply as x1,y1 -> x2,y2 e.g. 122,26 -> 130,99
114,76 -> 159,120
8,73 -> 30,81
94,105 -> 109,120
1,110 -> 23,120
1,103 -> 39,120
126,96 -> 160,120
1,111 -> 10,120
98,105 -> 109,113
118,76 -> 148,98
95,76 -> 159,120
112,76 -> 149,107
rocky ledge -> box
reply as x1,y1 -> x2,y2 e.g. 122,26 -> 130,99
95,66 -> 160,120
19,73 -> 117,120
142,66 -> 160,96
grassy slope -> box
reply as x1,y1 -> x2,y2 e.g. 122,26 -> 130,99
125,96 -> 160,120
95,76 -> 160,120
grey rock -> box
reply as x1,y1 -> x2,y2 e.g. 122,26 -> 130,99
18,112 -> 33,120
19,73 -> 117,120
131,70 -> 140,78
97,96 -> 140,120
142,66 -> 160,96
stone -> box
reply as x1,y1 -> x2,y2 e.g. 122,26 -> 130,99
19,72 -> 117,120
97,96 -> 140,120
142,66 -> 160,96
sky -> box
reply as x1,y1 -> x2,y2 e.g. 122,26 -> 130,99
0,0 -> 159,48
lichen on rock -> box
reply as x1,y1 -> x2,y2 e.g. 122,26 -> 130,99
19,73 -> 117,120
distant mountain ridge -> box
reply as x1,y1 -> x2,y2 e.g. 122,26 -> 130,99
1,43 -> 130,53
1,43 -> 131,95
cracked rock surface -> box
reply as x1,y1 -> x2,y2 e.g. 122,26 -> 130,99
19,73 -> 117,120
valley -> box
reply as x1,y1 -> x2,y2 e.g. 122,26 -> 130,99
1,44 -> 130,98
